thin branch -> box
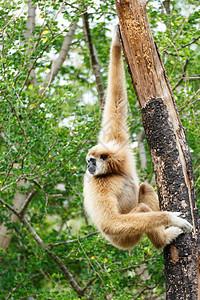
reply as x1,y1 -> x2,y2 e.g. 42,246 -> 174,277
19,190 -> 38,218
176,35 -> 200,51
172,57 -> 189,91
0,198 -> 91,298
179,88 -> 200,112
0,198 -> 20,217
81,277 -> 96,293
21,217 -> 86,298
0,176 -> 22,192
0,89 -> 28,143
82,10 -> 105,109
48,231 -> 99,248
42,21 -> 78,90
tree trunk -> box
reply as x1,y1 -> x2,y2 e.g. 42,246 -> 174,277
24,0 -> 37,85
0,165 -> 30,249
82,11 -> 105,109
114,0 -> 200,299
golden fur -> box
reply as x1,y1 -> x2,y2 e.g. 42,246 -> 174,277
83,27 -> 193,249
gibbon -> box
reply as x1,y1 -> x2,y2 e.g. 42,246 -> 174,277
83,27 -> 193,250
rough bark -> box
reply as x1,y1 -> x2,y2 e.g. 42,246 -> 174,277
114,0 -> 200,299
82,11 -> 105,109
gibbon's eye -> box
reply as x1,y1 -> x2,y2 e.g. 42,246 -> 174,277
100,154 -> 107,160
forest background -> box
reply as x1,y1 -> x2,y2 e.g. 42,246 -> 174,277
0,0 -> 199,299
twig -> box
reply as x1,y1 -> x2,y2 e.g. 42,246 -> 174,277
48,231 -> 99,248
82,10 -> 105,109
0,89 -> 28,143
19,190 -> 38,217
179,88 -> 200,112
21,217 -> 86,298
176,35 -> 200,51
0,198 -> 20,217
0,176 -> 22,192
172,57 -> 189,91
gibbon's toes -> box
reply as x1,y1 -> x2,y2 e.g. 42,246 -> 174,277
165,226 -> 183,245
169,212 -> 193,233
171,211 -> 182,217
180,219 -> 193,233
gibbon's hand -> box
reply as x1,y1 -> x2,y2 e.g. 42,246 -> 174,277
169,212 -> 193,233
113,24 -> 121,46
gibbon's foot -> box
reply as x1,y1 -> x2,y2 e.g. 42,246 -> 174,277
165,226 -> 183,245
113,24 -> 121,46
169,212 -> 193,233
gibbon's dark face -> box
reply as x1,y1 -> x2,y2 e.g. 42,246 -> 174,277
86,152 -> 108,175
86,143 -> 125,176
87,157 -> 97,175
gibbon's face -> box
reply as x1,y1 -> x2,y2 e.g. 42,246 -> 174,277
86,143 -> 126,176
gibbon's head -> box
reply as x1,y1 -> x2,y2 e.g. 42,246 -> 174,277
86,142 -> 129,176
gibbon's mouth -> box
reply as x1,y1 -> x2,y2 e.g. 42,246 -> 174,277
88,165 -> 96,174
87,159 -> 96,175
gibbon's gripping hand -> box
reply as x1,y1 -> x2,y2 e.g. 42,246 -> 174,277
113,24 -> 121,46
169,212 -> 193,233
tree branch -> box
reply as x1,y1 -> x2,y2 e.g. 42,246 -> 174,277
18,190 -> 38,218
82,11 -> 105,109
48,231 -> 99,248
0,198 -> 91,298
24,0 -> 37,85
21,217 -> 87,298
162,0 -> 171,15
0,198 -> 20,217
42,21 -> 78,90
179,88 -> 200,112
172,57 -> 189,91
176,35 -> 200,51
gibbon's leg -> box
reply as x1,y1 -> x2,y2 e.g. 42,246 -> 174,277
130,202 -> 183,249
137,183 -> 185,248
100,206 -> 192,239
138,182 -> 160,212
99,26 -> 129,144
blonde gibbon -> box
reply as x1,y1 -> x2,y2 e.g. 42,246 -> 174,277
83,27 -> 193,250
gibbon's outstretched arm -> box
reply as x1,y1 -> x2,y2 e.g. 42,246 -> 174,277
99,27 -> 129,144
83,27 -> 193,250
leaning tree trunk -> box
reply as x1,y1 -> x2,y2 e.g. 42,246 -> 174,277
114,0 -> 200,299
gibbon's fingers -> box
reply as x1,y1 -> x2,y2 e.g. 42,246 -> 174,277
171,211 -> 182,217
169,212 -> 193,233
112,24 -> 121,46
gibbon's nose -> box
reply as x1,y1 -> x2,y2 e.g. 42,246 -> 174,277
88,159 -> 96,174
